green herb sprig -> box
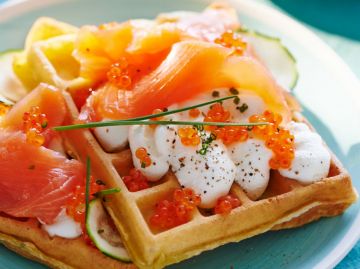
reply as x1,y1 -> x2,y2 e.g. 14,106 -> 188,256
53,95 -> 268,131
94,187 -> 120,198
55,120 -> 267,131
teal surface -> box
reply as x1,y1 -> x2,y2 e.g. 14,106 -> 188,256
0,0 -> 359,268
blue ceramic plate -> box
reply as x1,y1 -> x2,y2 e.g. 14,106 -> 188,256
0,0 -> 359,268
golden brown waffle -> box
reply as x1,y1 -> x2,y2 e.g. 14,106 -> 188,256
0,215 -> 135,269
59,91 -> 357,269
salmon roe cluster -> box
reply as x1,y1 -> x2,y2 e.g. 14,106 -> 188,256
249,110 -> 295,169
107,58 -> 132,89
66,176 -> 104,224
135,147 -> 152,168
23,106 -> 48,146
178,127 -> 201,146
0,103 -> 10,116
123,168 -> 150,192
204,103 -> 230,124
213,126 -> 248,145
215,30 -> 247,55
204,103 -> 248,145
149,188 -> 201,230
214,194 -> 241,215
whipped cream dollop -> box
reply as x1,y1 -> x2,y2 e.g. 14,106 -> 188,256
279,122 -> 331,183
229,138 -> 272,200
129,124 -> 169,181
164,127 -> 236,208
42,209 -> 82,239
94,90 -> 331,205
94,119 -> 129,152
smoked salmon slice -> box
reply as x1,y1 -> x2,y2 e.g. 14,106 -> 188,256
1,83 -> 67,146
73,3 -> 239,87
81,41 -> 291,122
0,130 -> 84,224
156,2 -> 239,42
1,83 -> 66,131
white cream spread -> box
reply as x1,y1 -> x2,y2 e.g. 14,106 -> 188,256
128,124 -> 169,181
169,132 -> 236,208
93,119 -> 129,152
279,122 -> 331,183
228,139 -> 272,200
94,89 -> 331,206
42,209 -> 82,239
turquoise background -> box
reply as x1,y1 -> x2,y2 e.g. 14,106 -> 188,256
0,0 -> 359,268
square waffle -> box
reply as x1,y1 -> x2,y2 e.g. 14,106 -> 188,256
0,8 -> 357,269
59,90 -> 358,269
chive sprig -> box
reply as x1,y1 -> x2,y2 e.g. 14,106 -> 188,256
53,95 -> 268,131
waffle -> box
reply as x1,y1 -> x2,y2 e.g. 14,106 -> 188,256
1,7 -> 357,269
58,90 -> 357,269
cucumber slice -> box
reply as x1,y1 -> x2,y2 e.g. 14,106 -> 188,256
239,29 -> 299,91
0,50 -> 28,102
86,199 -> 131,262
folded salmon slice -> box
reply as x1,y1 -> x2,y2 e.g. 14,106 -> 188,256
0,131 -> 84,224
156,2 -> 239,42
73,3 -> 239,86
1,83 -> 67,147
0,84 -> 84,224
2,83 -> 66,131
82,41 -> 291,122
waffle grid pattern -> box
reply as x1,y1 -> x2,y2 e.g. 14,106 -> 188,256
62,92 -> 357,269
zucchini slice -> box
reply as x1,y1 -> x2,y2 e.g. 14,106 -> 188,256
86,199 -> 131,262
239,29 -> 299,91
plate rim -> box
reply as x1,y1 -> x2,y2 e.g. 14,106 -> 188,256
230,1 -> 360,269
0,0 -> 359,268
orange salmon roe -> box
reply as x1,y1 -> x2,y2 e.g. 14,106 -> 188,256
189,108 -> 200,118
0,103 -> 11,116
178,127 -> 201,146
215,30 -> 247,55
213,126 -> 248,145
66,176 -> 104,245
204,103 -> 230,125
249,110 -> 295,169
204,103 -> 249,145
107,58 -> 132,89
214,194 -> 241,215
123,168 -> 150,192
23,106 -> 48,146
135,147 -> 152,168
149,188 -> 201,230
66,176 -> 104,224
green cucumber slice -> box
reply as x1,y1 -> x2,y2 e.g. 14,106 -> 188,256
86,199 -> 131,262
239,29 -> 299,91
0,50 -> 28,102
